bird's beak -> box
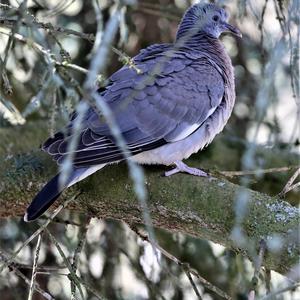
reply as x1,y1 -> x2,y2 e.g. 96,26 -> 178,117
223,22 -> 242,38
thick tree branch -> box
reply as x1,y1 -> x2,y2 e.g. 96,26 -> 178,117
0,122 -> 299,276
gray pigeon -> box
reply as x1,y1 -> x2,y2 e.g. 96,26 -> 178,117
24,3 -> 241,221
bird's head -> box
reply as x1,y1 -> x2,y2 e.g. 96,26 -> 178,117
176,3 -> 242,41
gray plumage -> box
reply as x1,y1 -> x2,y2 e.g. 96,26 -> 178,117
25,3 -> 241,221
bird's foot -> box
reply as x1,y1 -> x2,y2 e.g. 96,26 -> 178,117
164,161 -> 208,177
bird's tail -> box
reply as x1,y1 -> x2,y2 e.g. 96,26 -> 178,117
24,165 -> 105,222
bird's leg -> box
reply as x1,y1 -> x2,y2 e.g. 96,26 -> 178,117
164,160 -> 208,177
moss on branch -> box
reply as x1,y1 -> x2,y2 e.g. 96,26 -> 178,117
0,122 -> 299,275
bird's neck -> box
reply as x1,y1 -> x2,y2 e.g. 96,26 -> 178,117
175,31 -> 221,53
175,32 -> 233,76
175,29 -> 210,44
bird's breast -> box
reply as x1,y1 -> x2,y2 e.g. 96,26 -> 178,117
132,103 -> 230,166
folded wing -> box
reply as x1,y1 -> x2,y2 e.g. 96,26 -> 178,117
43,45 -> 225,167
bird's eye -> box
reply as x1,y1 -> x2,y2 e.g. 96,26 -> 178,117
212,15 -> 219,21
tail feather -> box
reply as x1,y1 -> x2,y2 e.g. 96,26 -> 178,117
24,165 -> 105,222
24,174 -> 63,222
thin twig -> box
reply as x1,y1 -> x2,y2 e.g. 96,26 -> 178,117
265,269 -> 271,294
219,165 -> 300,178
91,0 -> 104,55
71,274 -> 107,300
45,229 -> 85,299
46,229 -> 106,300
0,194 -> 78,273
260,282 -> 300,300
0,252 -> 54,300
0,260 -> 67,272
278,167 -> 300,197
111,47 -> 142,74
0,29 -> 90,75
182,263 -> 203,299
248,240 -> 267,299
28,234 -> 42,300
258,0 -> 269,54
130,225 -> 232,300
49,90 -> 58,137
0,17 -> 95,43
71,217 -> 91,300
0,56 -> 13,95
0,20 -> 141,75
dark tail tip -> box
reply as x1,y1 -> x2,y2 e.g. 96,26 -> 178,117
24,174 -> 63,222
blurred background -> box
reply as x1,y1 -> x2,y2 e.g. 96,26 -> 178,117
0,0 -> 299,299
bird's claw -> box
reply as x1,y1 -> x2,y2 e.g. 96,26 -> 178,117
164,161 -> 208,177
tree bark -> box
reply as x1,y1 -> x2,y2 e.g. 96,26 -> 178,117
0,122 -> 299,275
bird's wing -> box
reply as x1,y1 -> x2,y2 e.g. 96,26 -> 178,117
43,46 -> 225,167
